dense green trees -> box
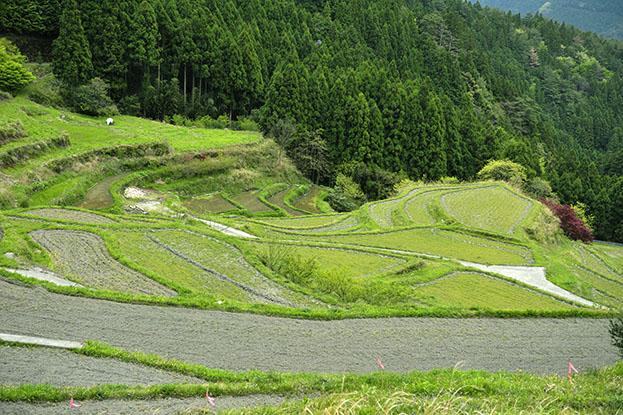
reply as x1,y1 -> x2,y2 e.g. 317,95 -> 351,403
3,0 -> 623,241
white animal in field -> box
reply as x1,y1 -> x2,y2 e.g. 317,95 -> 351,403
106,117 -> 114,126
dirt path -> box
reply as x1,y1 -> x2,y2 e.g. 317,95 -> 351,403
0,346 -> 203,386
78,174 -> 125,210
0,395 -> 285,415
0,280 -> 616,376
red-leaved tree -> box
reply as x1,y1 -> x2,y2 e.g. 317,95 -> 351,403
541,199 -> 594,243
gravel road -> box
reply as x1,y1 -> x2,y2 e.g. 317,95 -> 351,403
0,346 -> 203,386
0,280 -> 617,376
0,394 -> 285,415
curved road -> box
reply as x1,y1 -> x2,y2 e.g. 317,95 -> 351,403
0,279 -> 617,375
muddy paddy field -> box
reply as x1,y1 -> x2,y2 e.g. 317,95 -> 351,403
0,280 -> 617,376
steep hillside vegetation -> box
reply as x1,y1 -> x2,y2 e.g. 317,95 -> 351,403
470,0 -> 623,40
2,0 -> 623,242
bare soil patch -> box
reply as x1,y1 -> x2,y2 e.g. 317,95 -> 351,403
0,346 -> 203,386
0,279 -> 616,376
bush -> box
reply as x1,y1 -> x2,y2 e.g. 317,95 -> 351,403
233,117 -> 260,131
440,176 -> 460,184
610,317 -> 623,358
523,177 -> 553,199
0,38 -> 34,93
340,162 -> 402,200
23,63 -> 63,107
477,160 -> 527,186
65,77 -> 117,116
326,174 -> 366,212
541,199 -> 594,243
0,91 -> 12,101
0,120 -> 27,145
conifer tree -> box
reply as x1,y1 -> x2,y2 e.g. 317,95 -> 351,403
129,0 -> 161,82
52,0 -> 93,86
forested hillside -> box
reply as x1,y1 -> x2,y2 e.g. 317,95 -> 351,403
469,1 -> 623,40
1,0 -> 623,241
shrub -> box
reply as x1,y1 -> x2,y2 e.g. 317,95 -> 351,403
477,160 -> 527,186
326,173 -> 366,212
65,77 -> 117,116
0,120 -> 27,145
23,63 -> 63,107
257,244 -> 317,285
610,317 -> 623,358
0,38 -> 35,93
339,161 -> 402,200
541,199 -> 594,243
0,91 -> 12,101
233,117 -> 260,131
440,176 -> 459,184
524,177 -> 553,199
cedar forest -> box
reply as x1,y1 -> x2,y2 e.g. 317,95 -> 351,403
2,0 -> 623,242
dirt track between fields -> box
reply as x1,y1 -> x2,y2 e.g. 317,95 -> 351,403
0,279 -> 617,376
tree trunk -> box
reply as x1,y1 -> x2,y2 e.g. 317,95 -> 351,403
183,63 -> 187,105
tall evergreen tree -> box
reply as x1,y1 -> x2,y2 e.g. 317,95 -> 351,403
129,0 -> 161,82
52,0 -> 92,86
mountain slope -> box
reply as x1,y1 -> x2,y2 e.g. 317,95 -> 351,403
471,0 -> 623,39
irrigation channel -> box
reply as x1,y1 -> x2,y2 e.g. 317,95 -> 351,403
0,279 -> 617,376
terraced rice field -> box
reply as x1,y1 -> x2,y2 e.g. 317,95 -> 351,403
109,231 -> 256,301
256,214 -> 345,229
232,190 -> 273,213
293,185 -> 323,213
367,188 -> 421,228
590,243 -> 623,275
30,230 -> 175,296
308,228 -> 532,265
0,346 -> 202,386
441,186 -> 533,235
183,194 -> 236,214
295,215 -> 361,233
78,174 -> 125,210
414,272 -> 576,310
149,230 -> 311,306
23,208 -> 115,224
250,243 -> 407,279
0,279 -> 617,374
403,189 -> 448,225
268,187 -> 304,216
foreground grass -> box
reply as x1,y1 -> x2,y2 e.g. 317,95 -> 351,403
0,340 -> 620,414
